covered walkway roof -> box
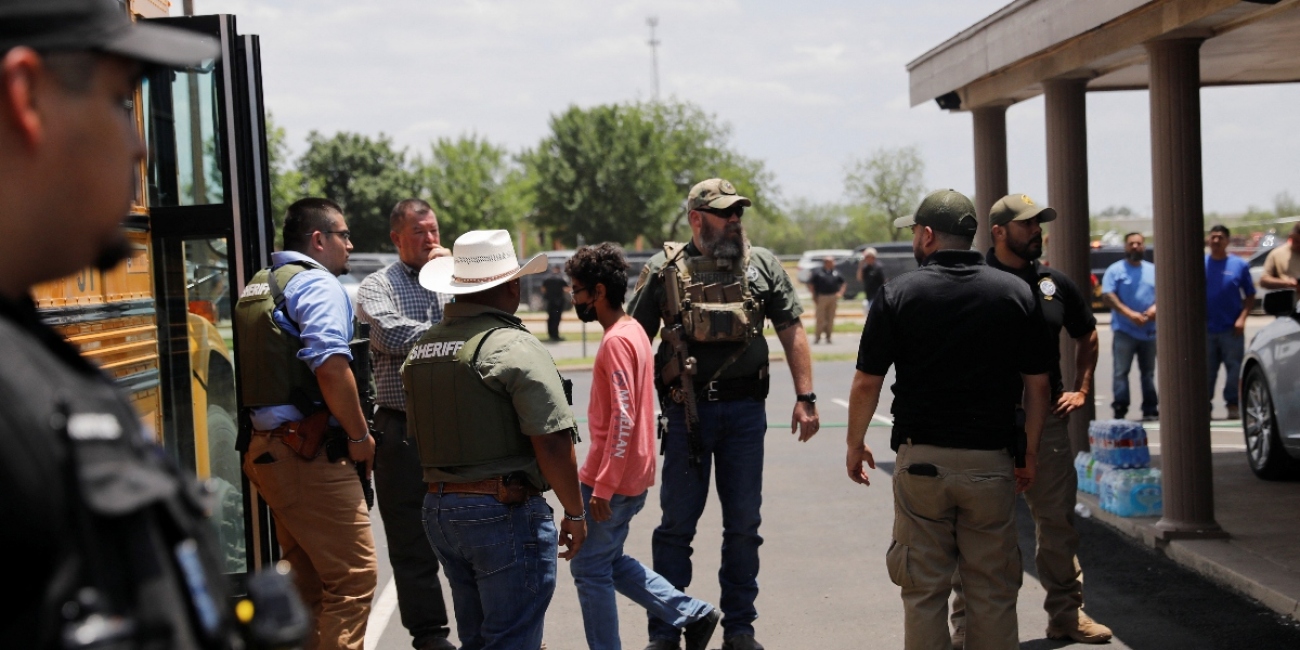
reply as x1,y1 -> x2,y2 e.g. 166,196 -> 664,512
908,0 -> 1300,110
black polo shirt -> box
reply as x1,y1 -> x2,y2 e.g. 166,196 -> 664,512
856,249 -> 1055,451
809,267 -> 844,296
985,249 -> 1096,397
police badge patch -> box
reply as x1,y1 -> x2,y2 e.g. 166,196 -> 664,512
746,265 -> 760,283
1039,277 -> 1057,300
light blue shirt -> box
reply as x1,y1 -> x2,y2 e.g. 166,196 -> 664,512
1102,259 -> 1156,341
250,251 -> 354,430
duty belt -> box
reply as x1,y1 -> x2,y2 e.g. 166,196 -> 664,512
693,374 -> 769,402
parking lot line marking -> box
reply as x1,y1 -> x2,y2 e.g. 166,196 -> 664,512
365,578 -> 398,650
830,398 -> 892,426
832,398 -> 850,408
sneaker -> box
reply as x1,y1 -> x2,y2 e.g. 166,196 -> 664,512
683,609 -> 721,650
951,624 -> 965,650
1113,410 -> 1127,420
643,641 -> 680,650
721,635 -> 765,650
1142,413 -> 1159,422
1227,404 -> 1240,420
1046,611 -> 1113,644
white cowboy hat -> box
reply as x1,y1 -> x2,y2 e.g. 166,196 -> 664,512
419,229 -> 548,295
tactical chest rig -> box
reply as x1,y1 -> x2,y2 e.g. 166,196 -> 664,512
657,242 -> 764,464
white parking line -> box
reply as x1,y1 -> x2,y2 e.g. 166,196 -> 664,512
365,578 -> 398,650
831,397 -> 893,426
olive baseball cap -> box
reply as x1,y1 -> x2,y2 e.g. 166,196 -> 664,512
688,178 -> 752,211
989,193 -> 1057,227
0,0 -> 219,68
894,189 -> 978,237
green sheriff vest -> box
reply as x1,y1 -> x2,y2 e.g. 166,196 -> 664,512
234,260 -> 325,408
401,310 -> 535,472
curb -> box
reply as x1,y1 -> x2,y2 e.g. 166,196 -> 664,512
1077,492 -> 1300,621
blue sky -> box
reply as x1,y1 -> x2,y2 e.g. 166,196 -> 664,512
187,0 -> 1300,217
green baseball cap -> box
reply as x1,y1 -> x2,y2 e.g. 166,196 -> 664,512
989,193 -> 1057,227
688,178 -> 752,211
894,189 -> 978,237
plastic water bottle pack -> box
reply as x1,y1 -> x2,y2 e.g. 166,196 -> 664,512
1098,468 -> 1163,517
1088,419 -> 1152,469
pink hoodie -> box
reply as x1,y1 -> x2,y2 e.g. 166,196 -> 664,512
579,318 -> 658,500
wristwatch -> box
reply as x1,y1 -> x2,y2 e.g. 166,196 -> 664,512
796,392 -> 817,404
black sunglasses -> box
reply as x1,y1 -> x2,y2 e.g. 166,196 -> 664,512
697,205 -> 745,219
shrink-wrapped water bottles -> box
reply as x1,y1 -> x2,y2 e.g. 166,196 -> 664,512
1076,420 -> 1162,517
1098,468 -> 1163,517
1087,419 -> 1151,468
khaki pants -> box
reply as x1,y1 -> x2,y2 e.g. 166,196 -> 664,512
244,434 -> 378,650
813,294 -> 838,340
952,415 -> 1083,626
889,443 -> 1021,650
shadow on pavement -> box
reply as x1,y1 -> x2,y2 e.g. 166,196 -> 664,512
1015,498 -> 1300,649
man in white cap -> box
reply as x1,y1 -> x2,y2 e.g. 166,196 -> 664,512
403,229 -> 587,649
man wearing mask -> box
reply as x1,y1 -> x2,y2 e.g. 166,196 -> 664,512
356,199 -> 454,650
947,194 -> 1109,648
628,178 -> 819,650
1101,233 -> 1158,421
566,243 -> 720,650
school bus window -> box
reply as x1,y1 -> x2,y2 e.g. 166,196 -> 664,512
143,65 -> 225,208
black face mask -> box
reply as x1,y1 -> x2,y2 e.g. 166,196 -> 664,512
573,300 -> 598,323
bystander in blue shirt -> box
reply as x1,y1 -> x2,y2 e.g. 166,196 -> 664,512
1205,254 -> 1255,333
1102,259 -> 1156,340
249,250 -> 354,430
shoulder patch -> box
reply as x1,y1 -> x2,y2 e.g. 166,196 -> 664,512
634,264 -> 653,293
746,265 -> 760,283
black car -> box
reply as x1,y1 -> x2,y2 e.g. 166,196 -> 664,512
837,242 -> 919,300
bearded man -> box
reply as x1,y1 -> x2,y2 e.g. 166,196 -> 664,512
627,178 -> 819,650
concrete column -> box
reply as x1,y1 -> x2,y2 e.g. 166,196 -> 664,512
1145,37 -> 1223,539
972,105 -> 1009,252
1044,78 -> 1095,454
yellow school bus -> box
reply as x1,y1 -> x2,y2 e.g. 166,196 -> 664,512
31,1 -> 276,585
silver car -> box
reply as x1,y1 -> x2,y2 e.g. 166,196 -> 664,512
1241,290 -> 1300,479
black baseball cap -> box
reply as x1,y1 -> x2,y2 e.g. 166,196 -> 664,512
0,0 -> 219,68
894,189 -> 979,237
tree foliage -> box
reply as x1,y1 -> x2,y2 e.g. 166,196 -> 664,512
418,134 -> 530,240
844,145 -> 926,242
296,131 -> 419,252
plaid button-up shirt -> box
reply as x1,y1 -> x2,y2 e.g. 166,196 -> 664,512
356,261 -> 448,411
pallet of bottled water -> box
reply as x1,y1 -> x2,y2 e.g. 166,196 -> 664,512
1074,452 -> 1111,495
1088,419 -> 1151,469
1098,468 -> 1163,517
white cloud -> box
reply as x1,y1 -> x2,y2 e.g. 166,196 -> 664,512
184,0 -> 1298,215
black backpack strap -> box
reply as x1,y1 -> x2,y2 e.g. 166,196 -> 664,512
267,259 -> 326,334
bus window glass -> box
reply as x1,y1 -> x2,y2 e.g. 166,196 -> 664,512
144,66 -> 225,207
183,237 -> 244,574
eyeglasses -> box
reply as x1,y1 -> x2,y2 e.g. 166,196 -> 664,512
322,230 -> 352,242
698,206 -> 745,219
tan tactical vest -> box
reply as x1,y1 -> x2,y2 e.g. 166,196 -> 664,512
661,242 -> 764,343
401,312 -> 535,469
234,261 -> 325,408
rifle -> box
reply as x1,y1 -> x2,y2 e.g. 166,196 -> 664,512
349,322 -> 376,509
660,263 -> 704,466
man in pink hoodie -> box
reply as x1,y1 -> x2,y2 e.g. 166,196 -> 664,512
565,244 -> 721,650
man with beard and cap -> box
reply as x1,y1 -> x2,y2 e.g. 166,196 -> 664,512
403,229 -> 586,649
627,178 -> 819,650
846,189 -> 1053,650
356,198 -> 455,650
946,194 -> 1110,648
236,197 -> 378,650
0,1 -> 245,648
1102,233 -> 1158,421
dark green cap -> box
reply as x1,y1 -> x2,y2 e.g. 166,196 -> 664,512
989,193 -> 1057,227
894,189 -> 978,237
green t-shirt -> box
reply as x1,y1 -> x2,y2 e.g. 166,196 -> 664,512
627,241 -> 802,382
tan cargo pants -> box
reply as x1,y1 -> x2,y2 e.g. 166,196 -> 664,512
889,442 -> 1021,650
952,415 -> 1083,626
244,433 -> 378,650
813,293 -> 838,341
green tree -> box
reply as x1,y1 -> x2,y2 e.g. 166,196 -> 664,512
296,131 -> 418,252
844,145 -> 926,242
526,99 -> 780,248
417,134 -> 531,240
265,113 -> 301,248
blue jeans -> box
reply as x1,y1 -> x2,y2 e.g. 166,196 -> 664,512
1207,330 -> 1246,407
650,398 -> 767,642
1112,330 -> 1158,417
571,483 -> 713,650
422,492 -> 556,650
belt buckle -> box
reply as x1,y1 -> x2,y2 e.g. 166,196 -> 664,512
705,381 -> 719,402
